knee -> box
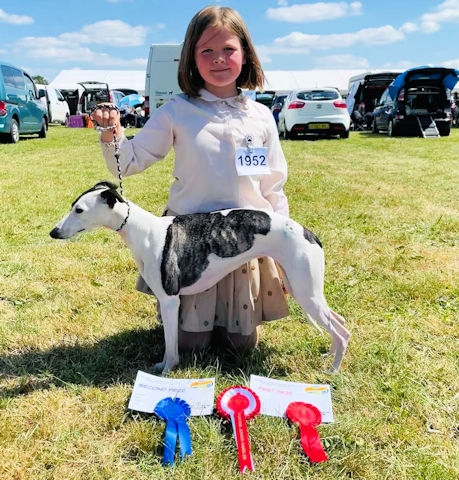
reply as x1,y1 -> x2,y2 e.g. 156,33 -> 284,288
178,329 -> 213,352
213,326 -> 260,352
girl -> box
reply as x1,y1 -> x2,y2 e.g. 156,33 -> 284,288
91,5 -> 290,354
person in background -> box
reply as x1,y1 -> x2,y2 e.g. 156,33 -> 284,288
90,5 -> 290,357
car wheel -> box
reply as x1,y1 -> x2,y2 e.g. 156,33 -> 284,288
340,130 -> 350,139
6,119 -> 20,143
387,120 -> 397,137
372,119 -> 379,133
286,129 -> 296,140
438,124 -> 450,136
282,122 -> 289,140
38,118 -> 47,138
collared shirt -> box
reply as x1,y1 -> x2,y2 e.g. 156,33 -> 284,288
101,89 -> 289,216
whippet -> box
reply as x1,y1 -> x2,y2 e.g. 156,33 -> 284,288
50,181 -> 350,374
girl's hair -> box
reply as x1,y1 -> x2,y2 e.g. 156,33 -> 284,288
178,6 -> 265,97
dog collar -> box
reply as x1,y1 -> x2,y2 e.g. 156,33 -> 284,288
115,202 -> 130,232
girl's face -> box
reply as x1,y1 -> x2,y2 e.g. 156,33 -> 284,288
194,26 -> 245,98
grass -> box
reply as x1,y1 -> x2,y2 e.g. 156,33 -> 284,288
1,126 -> 458,479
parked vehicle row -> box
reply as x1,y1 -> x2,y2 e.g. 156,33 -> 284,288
269,67 -> 458,140
372,66 -> 458,138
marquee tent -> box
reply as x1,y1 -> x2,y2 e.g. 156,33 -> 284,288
50,69 -> 365,96
49,69 -> 147,94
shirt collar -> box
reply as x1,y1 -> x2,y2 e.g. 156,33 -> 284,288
198,88 -> 249,110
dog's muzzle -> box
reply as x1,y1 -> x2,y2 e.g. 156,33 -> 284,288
50,227 -> 61,239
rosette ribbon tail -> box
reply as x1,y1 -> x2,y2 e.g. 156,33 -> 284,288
177,417 -> 192,459
286,401 -> 328,464
216,386 -> 260,473
230,409 -> 254,472
299,423 -> 328,463
154,397 -> 192,466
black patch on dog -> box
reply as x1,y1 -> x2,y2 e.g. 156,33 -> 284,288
303,227 -> 322,248
71,181 -> 125,208
161,210 -> 271,295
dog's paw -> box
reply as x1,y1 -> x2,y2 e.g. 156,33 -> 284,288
154,361 -> 166,373
154,359 -> 178,376
326,365 -> 339,375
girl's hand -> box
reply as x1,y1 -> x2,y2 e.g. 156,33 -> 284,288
90,103 -> 122,141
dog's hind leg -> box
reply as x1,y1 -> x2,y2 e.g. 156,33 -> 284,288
324,309 -> 350,372
154,296 -> 181,375
293,293 -> 350,373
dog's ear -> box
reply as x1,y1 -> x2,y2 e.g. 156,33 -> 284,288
94,180 -> 119,191
100,188 -> 126,209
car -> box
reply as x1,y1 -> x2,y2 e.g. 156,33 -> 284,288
372,66 -> 459,137
60,82 -> 125,115
277,87 -> 350,139
114,88 -> 139,97
346,71 -> 400,130
270,93 -> 288,123
0,61 -> 48,143
255,91 -> 275,107
37,84 -> 70,125
76,81 -> 125,114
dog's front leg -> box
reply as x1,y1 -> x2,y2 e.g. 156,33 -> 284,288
154,296 -> 181,375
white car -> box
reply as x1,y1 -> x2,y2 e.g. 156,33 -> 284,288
278,87 -> 351,139
37,84 -> 70,125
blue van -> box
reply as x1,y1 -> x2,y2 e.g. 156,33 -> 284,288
0,62 -> 48,143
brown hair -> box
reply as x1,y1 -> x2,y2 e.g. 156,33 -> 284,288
178,6 -> 265,97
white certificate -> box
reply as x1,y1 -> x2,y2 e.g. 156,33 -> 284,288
128,371 -> 215,416
235,147 -> 270,176
249,375 -> 334,423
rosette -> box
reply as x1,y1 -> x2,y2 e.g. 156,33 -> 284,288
154,397 -> 192,466
286,401 -> 328,463
216,386 -> 260,473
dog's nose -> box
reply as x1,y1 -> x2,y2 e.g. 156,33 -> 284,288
49,227 -> 60,239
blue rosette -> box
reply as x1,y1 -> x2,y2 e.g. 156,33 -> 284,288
154,397 -> 192,466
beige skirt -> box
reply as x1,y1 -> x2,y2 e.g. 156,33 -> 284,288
136,256 -> 289,335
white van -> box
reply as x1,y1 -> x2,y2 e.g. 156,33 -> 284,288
144,44 -> 182,117
37,84 -> 70,124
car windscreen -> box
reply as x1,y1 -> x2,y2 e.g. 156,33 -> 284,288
297,90 -> 339,101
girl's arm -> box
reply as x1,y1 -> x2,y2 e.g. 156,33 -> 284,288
99,104 -> 175,178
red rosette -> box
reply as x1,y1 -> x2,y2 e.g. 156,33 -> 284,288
286,402 -> 328,463
216,386 -> 260,472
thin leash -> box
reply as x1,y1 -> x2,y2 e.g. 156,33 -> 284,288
91,104 -> 130,230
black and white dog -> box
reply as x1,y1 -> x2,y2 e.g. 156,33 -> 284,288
50,182 -> 350,374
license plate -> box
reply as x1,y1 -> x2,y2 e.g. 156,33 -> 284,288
309,123 -> 330,129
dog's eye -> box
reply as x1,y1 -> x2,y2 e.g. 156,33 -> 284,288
75,207 -> 83,214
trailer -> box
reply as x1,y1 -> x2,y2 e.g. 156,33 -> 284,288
144,44 -> 182,117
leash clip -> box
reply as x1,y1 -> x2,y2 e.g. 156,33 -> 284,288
245,135 -> 254,154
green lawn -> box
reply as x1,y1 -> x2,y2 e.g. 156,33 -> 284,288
1,126 -> 458,479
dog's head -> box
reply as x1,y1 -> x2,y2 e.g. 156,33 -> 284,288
50,181 -> 127,239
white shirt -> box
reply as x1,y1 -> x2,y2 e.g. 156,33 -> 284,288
101,89 -> 289,216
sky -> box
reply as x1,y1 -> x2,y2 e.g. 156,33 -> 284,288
1,0 -> 458,84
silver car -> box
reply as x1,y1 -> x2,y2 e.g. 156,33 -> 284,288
278,87 -> 351,139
